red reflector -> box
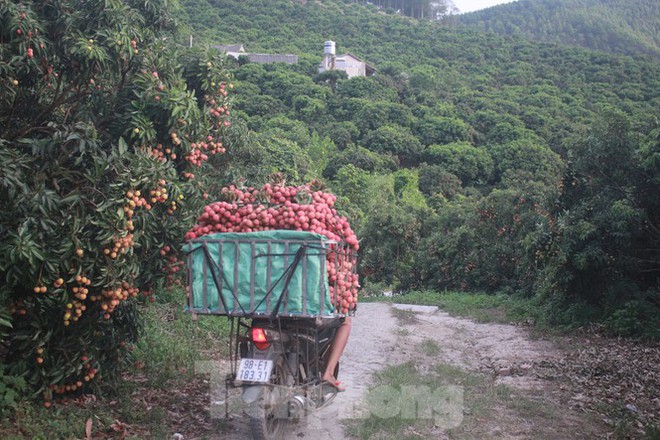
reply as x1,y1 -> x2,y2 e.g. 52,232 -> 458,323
251,327 -> 270,350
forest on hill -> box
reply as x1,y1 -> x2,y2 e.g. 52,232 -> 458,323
177,0 -> 660,336
2,0 -> 659,424
457,0 -> 660,59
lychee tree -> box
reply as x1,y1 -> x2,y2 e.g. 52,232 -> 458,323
0,0 -> 231,402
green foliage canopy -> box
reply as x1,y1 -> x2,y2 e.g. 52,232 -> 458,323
0,0 -> 232,399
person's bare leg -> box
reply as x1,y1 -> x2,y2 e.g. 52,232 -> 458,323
322,317 -> 352,388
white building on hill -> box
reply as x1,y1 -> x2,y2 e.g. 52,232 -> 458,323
212,44 -> 298,64
318,41 -> 376,78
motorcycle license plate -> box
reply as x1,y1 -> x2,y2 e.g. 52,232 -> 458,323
236,359 -> 273,383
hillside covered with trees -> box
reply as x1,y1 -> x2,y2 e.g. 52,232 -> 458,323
457,0 -> 660,59
0,0 -> 658,432
176,0 -> 660,336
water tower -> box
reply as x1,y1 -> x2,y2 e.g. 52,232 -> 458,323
323,40 -> 336,70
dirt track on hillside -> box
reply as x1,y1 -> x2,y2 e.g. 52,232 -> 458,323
208,302 -> 612,440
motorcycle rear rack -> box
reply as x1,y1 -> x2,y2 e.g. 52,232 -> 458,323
227,315 -> 341,386
211,315 -> 340,419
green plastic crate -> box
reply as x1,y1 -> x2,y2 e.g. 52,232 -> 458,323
184,230 -> 337,317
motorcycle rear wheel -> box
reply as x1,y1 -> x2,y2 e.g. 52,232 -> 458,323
247,358 -> 291,440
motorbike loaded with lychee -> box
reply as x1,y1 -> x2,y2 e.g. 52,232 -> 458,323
184,224 -> 357,440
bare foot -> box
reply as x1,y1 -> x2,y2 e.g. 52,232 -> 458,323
322,374 -> 346,391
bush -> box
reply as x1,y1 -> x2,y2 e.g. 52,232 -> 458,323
359,280 -> 393,298
606,296 -> 660,339
417,164 -> 462,200
412,187 -> 552,295
0,307 -> 26,413
362,124 -> 423,166
536,110 -> 658,330
422,142 -> 493,185
0,364 -> 26,415
416,115 -> 472,146
0,0 -> 231,402
359,174 -> 430,288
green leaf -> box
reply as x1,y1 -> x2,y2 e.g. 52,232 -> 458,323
118,137 -> 128,155
4,389 -> 15,405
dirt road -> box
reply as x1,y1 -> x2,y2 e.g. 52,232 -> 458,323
215,302 -> 608,439
212,303 -> 400,439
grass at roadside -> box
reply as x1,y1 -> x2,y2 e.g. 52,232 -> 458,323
345,361 -> 507,440
0,288 -> 230,439
390,306 -> 420,325
363,290 -> 541,327
345,359 -> 605,440
132,287 -> 230,385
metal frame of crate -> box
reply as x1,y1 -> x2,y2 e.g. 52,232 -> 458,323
185,235 -> 357,318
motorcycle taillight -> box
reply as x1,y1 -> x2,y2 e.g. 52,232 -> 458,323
251,327 -> 270,350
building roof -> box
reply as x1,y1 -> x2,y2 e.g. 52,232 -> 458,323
338,52 -> 377,75
244,53 -> 298,64
210,45 -> 298,64
211,44 -> 245,53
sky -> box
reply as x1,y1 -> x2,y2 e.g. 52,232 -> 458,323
453,0 -> 518,14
